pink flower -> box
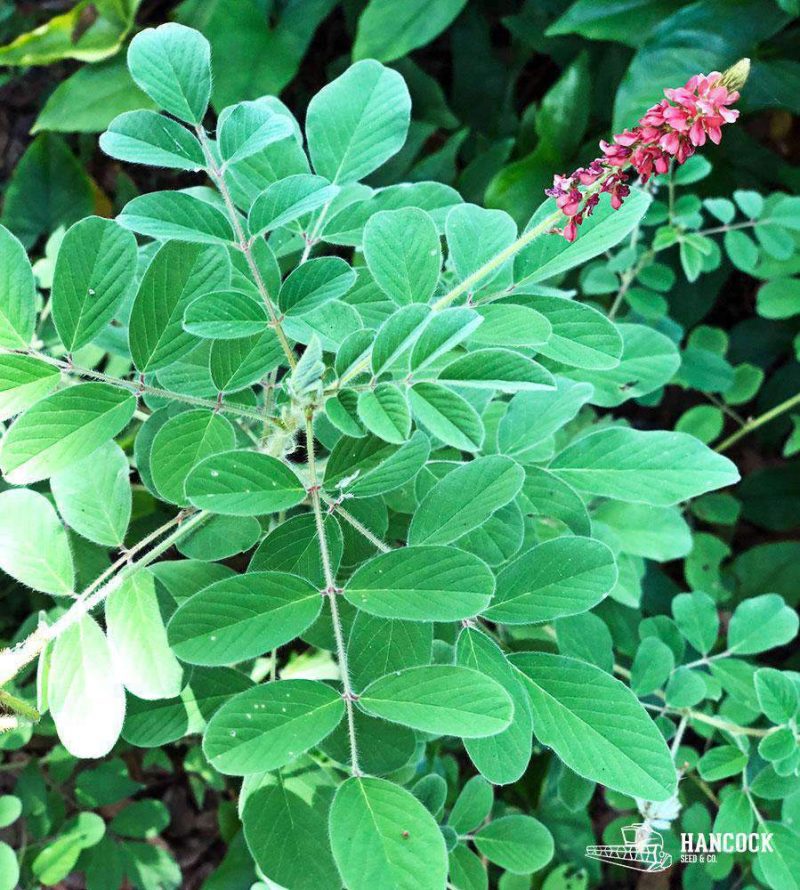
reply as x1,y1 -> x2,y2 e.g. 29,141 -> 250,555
545,61 -> 747,242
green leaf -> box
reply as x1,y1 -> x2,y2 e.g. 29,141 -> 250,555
0,796 -> 22,830
118,191 -> 234,244
0,382 -> 136,484
344,545 -> 494,620
519,466 -> 591,536
325,181 -> 461,247
0,0 -> 136,64
183,290 -> 269,339
728,594 -> 799,655
498,379 -> 594,460
672,591 -> 719,656
179,514 -> 261,561
127,23 -> 211,124
242,782 -> 339,890
757,277 -> 800,320
698,745 -> 748,781
456,629 -> 533,785
410,308 -> 482,371
470,304 -> 551,348
515,295 -> 623,370
210,330 -> 283,393
474,816 -> 554,874
34,57 -> 156,134
372,304 -> 432,374
357,384 -> 411,444
447,204 -> 517,290
550,427 -> 740,506
168,571 -> 322,666
106,571 -> 184,701
250,512 -> 342,588
593,502 -> 692,562
631,637 -> 674,696
0,224 -> 36,348
359,665 -> 513,737
51,440 -> 131,547
448,846 -> 486,890
49,615 -> 125,758
348,613 -> 432,692
278,257 -> 356,316
100,111 -> 204,171
438,348 -> 555,393
755,668 -> 799,724
655,660 -> 708,707
110,799 -> 170,839
363,208 -> 442,305
249,174 -> 339,236
485,537 -> 616,624
329,777 -> 448,890
1,134 -> 93,248
759,823 -> 800,890
129,241 -> 230,372
546,0 -> 678,44
32,813 -> 105,886
150,410 -> 236,506
354,0 -> 467,62
448,776 -> 493,834
306,60 -> 411,183
516,190 -> 652,284
203,679 -> 344,775
0,488 -> 73,595
185,450 -> 306,515
409,456 -> 523,545
217,101 -> 293,164
0,355 -> 60,422
52,216 -> 138,352
324,430 -> 430,497
510,652 -> 677,801
408,383 -> 484,451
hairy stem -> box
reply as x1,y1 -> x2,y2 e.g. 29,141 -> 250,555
195,127 -> 297,371
336,207 -> 565,389
319,494 -> 391,553
0,511 -> 208,688
305,411 -> 362,775
716,391 -> 800,452
0,346 -> 278,427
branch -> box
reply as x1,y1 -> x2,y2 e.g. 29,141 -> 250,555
334,206 -> 565,389
0,511 -> 209,688
305,411 -> 362,776
195,127 -> 298,371
0,346 -> 279,428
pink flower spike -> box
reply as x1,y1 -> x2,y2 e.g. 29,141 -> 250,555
544,58 -> 748,243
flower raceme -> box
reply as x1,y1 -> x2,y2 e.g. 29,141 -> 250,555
546,58 -> 750,241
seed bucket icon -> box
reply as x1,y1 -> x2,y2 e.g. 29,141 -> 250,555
586,823 -> 672,872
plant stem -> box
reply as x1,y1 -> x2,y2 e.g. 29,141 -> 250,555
304,411 -> 362,776
432,208 -> 564,312
336,207 -> 565,389
0,346 -> 278,427
195,127 -> 297,371
320,494 -> 391,553
300,201 -> 333,263
0,689 -> 39,723
699,220 -> 758,237
641,701 -> 777,739
0,511 -> 208,688
716,391 -> 800,452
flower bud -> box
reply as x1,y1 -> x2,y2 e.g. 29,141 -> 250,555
717,58 -> 750,93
